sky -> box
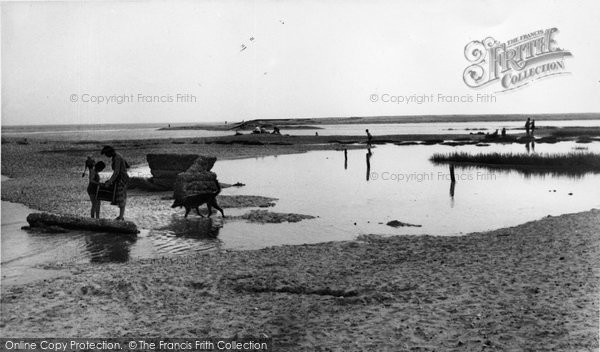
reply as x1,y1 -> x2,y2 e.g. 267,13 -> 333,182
1,0 -> 600,125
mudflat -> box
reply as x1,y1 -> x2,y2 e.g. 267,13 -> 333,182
1,133 -> 599,350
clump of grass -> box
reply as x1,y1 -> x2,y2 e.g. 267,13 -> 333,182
430,151 -> 600,175
551,127 -> 600,138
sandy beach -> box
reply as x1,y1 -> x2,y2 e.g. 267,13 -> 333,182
4,0 -> 600,349
1,133 -> 599,351
1,208 -> 599,350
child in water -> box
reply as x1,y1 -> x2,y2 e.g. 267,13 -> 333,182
83,157 -> 106,218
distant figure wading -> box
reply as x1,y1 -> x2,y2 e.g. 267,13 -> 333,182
531,119 -> 536,136
101,146 -> 130,220
525,118 -> 531,136
366,129 -> 373,146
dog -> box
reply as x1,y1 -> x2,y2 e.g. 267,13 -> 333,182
171,181 -> 225,218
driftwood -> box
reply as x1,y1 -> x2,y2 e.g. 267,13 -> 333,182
26,213 -> 139,235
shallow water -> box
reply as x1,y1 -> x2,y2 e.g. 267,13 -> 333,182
1,125 -> 232,141
0,201 -> 224,282
287,120 -> 600,136
3,119 -> 600,140
3,142 -> 600,278
129,140 -> 600,243
212,142 -> 600,239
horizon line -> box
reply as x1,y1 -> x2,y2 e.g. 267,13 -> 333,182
2,112 -> 600,128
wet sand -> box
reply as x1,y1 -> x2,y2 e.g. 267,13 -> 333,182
1,210 -> 598,350
0,128 -> 589,218
0,136 -> 364,220
1,134 -> 599,350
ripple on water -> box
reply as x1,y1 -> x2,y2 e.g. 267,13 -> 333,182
148,217 -> 224,254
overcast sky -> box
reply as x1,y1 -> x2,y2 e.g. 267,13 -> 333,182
2,0 -> 599,125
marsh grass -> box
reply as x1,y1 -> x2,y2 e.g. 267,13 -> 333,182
551,127 -> 600,138
430,151 -> 600,176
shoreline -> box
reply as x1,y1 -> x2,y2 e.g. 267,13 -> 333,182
1,209 -> 598,349
2,128 -> 595,219
1,130 -> 599,349
160,113 -> 600,132
4,112 -> 600,131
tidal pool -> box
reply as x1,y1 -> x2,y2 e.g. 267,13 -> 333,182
3,141 -> 600,278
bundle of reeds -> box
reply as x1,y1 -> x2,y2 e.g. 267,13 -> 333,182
173,157 -> 220,201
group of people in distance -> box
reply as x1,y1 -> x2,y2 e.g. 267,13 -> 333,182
525,117 -> 536,136
83,146 -> 130,220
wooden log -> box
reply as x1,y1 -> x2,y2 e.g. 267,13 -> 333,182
26,213 -> 139,235
449,164 -> 456,183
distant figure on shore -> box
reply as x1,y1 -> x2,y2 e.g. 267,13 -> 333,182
272,126 -> 281,135
525,118 -> 531,136
366,129 -> 373,146
315,132 -> 319,136
168,124 -> 171,128
531,119 -> 536,136
83,158 -> 105,218
101,146 -> 130,221
501,128 -> 506,137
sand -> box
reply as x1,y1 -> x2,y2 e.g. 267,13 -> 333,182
1,210 -> 598,350
1,129 -> 589,218
1,135 -> 599,350
0,137 -> 359,220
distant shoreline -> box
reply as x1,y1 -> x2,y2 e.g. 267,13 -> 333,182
3,112 -> 600,130
236,112 -> 600,125
156,113 -> 600,132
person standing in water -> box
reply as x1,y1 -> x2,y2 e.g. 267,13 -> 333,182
525,118 -> 531,136
366,129 -> 373,146
531,119 -> 536,136
101,146 -> 130,220
83,158 -> 105,218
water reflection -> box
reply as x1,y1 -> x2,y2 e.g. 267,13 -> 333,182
366,149 -> 372,181
149,216 -> 223,254
8,141 -> 600,274
344,149 -> 348,170
449,164 -> 456,205
165,216 -> 222,238
84,233 -> 135,263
